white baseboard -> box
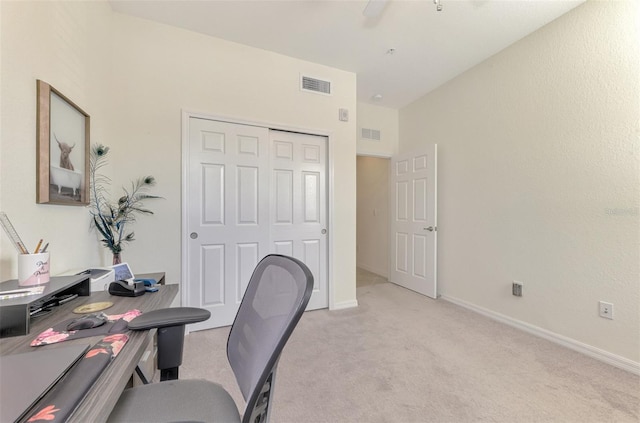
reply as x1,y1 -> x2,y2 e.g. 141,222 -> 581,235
331,299 -> 359,311
441,295 -> 640,375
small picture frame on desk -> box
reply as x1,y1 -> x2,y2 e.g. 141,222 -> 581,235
111,262 -> 135,283
36,80 -> 90,206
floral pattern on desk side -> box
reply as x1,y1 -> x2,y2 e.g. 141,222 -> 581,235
86,333 -> 128,358
31,328 -> 71,346
108,309 -> 143,322
30,309 -> 142,347
27,405 -> 59,422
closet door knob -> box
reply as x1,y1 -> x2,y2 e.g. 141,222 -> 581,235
190,232 -> 198,239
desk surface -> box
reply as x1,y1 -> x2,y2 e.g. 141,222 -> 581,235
0,273 -> 178,423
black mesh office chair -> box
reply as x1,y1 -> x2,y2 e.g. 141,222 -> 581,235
107,254 -> 314,423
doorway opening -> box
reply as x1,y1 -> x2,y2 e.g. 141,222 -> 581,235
356,155 -> 390,289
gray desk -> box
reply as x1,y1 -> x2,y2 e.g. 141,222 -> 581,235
0,272 -> 178,423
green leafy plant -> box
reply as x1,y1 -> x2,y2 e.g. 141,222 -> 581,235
89,144 -> 161,262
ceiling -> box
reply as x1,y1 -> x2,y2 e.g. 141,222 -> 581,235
109,0 -> 585,109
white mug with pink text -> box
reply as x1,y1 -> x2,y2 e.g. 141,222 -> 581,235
18,252 -> 50,286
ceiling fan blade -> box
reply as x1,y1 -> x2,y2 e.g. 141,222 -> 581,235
363,0 -> 389,18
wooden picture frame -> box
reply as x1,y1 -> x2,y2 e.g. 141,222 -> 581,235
36,80 -> 90,205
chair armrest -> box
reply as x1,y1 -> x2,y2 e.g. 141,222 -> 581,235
128,307 -> 210,331
127,307 -> 210,381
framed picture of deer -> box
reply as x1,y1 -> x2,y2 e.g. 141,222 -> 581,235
36,80 -> 90,205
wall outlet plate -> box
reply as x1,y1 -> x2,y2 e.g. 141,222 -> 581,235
599,301 -> 614,319
512,281 -> 523,297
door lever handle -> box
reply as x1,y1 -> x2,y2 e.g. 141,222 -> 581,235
424,226 -> 436,232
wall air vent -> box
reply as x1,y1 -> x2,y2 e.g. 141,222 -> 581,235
361,128 -> 381,141
301,75 -> 331,95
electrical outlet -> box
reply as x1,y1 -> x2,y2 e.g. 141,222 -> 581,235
512,281 -> 523,297
599,301 -> 614,320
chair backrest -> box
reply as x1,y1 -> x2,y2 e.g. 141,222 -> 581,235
226,254 -> 314,423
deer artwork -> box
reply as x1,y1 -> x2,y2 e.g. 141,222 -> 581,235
55,134 -> 75,171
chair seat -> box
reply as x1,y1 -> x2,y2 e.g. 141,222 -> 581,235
107,379 -> 241,423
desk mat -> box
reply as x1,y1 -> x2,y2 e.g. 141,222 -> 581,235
25,334 -> 129,423
30,309 -> 141,347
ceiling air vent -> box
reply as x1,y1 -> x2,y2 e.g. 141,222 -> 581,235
301,75 -> 331,95
361,128 -> 381,141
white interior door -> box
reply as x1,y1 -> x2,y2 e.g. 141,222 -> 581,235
269,130 -> 328,310
389,145 -> 438,298
185,117 -> 329,331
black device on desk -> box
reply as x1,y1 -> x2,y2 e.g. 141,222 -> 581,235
108,280 -> 146,297
0,275 -> 90,338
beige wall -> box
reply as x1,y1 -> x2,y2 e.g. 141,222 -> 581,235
356,102 -> 398,157
0,2 -> 358,308
355,103 -> 396,278
356,156 -> 389,277
0,1 -> 114,275
400,0 -> 639,363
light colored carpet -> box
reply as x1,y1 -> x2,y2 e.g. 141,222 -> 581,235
181,270 -> 639,422
356,267 -> 388,288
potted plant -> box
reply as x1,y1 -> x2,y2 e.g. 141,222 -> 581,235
89,144 -> 161,264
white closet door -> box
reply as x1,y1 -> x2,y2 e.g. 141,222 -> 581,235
186,117 -> 270,330
269,130 -> 328,310
185,118 -> 329,331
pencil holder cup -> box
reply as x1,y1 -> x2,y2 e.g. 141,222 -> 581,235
18,252 -> 50,286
